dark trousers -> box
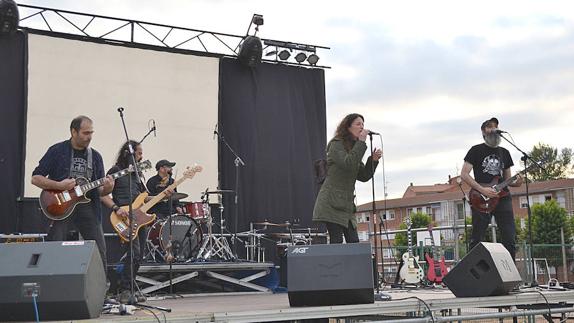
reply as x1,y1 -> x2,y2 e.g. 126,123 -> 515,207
469,195 -> 516,260
119,227 -> 147,291
325,221 -> 359,244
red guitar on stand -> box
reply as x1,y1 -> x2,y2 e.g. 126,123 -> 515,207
424,223 -> 448,284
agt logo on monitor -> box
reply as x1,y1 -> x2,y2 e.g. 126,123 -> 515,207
291,247 -> 310,254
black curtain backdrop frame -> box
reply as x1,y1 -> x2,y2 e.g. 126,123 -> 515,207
0,31 -> 28,234
218,58 -> 327,239
0,35 -> 329,248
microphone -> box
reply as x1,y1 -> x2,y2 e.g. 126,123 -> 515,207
152,120 -> 157,137
494,129 -> 507,134
368,130 -> 380,136
213,124 -> 218,140
117,107 -> 124,112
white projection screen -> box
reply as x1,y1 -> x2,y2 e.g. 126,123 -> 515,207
25,34 -> 219,202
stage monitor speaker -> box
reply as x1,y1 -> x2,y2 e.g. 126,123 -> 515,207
287,243 -> 374,306
0,240 -> 106,321
443,242 -> 522,297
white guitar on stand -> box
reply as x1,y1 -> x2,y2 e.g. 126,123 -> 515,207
398,216 -> 424,284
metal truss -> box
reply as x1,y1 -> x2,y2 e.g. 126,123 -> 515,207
17,4 -> 329,68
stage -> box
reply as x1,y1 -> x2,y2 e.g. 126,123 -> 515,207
70,288 -> 574,322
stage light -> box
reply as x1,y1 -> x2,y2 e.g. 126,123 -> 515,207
238,35 -> 262,68
251,14 -> 264,27
307,54 -> 319,66
0,0 -> 19,36
278,50 -> 290,60
294,52 -> 307,63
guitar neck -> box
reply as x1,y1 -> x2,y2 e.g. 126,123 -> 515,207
494,174 -> 518,192
79,168 -> 132,194
407,226 -> 413,257
428,228 -> 437,254
139,175 -> 191,213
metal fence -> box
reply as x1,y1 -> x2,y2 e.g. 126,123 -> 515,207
372,225 -> 574,285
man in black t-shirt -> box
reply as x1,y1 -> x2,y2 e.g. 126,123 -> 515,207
146,159 -> 182,218
460,117 -> 523,260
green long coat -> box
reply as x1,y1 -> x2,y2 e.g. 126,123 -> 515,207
312,138 -> 378,229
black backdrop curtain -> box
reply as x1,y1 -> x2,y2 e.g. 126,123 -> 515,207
218,57 -> 326,237
0,31 -> 28,234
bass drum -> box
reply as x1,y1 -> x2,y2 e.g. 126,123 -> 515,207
147,215 -> 203,262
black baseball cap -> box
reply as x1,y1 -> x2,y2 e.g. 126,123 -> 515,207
480,117 -> 499,131
155,159 -> 176,170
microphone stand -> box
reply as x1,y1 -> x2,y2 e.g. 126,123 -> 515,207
367,134 -> 381,291
117,108 -> 170,313
215,129 -> 244,259
138,126 -> 155,144
456,180 -> 470,252
368,134 -> 390,301
498,133 -> 545,287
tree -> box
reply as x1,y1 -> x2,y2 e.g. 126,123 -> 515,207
528,143 -> 573,181
531,200 -> 570,244
394,212 -> 431,247
527,200 -> 571,267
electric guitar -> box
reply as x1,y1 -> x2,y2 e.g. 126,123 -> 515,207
424,223 -> 448,284
398,217 -> 424,284
469,160 -> 543,213
110,165 -> 202,242
40,160 -> 152,221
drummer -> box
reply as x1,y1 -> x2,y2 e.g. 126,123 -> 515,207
146,159 -> 183,218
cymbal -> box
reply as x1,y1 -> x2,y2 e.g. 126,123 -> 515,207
206,190 -> 235,195
160,192 -> 188,201
253,221 -> 290,227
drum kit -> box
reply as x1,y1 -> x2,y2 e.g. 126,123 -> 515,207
143,190 -> 236,263
243,220 -> 328,262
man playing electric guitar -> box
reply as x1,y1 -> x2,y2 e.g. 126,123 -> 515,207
460,117 -> 523,260
31,116 -> 114,281
101,141 -> 176,304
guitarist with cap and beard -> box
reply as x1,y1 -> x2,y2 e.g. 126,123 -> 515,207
460,117 -> 523,260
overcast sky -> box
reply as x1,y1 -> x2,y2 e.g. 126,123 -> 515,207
19,0 -> 574,203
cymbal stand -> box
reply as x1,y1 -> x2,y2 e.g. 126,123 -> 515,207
245,224 -> 265,262
196,195 -> 234,260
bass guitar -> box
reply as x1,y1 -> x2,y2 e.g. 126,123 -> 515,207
424,223 -> 448,284
469,160 -> 543,213
40,160 -> 152,221
110,165 -> 202,242
398,216 -> 424,284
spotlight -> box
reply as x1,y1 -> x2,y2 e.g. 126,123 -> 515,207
294,52 -> 307,63
251,14 -> 264,27
307,54 -> 320,65
238,35 -> 262,68
278,50 -> 290,60
0,0 -> 19,36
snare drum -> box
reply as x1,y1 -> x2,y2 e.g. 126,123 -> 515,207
182,202 -> 210,221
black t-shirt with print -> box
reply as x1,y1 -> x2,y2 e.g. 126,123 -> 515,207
70,148 -> 88,179
464,143 -> 514,185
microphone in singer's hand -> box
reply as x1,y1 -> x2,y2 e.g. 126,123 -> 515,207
368,130 -> 380,135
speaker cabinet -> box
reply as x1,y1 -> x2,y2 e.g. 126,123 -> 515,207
443,242 -> 522,297
0,240 -> 106,321
287,243 -> 374,306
